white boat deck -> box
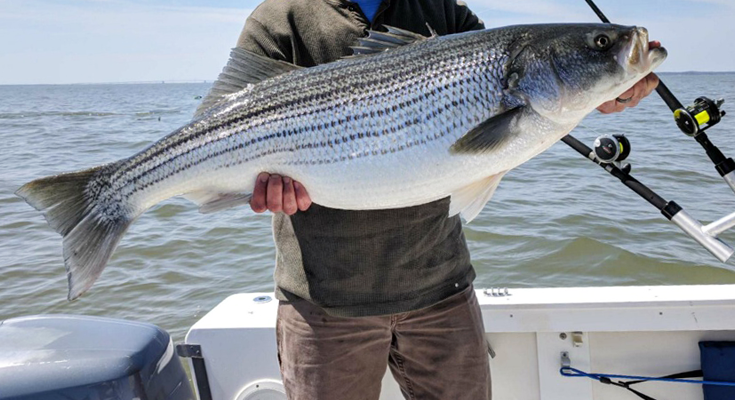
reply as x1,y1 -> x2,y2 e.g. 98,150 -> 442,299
186,285 -> 735,400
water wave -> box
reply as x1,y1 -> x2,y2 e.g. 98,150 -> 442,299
2,77 -> 735,343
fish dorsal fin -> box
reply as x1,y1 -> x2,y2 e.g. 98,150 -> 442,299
183,190 -> 253,214
347,25 -> 436,57
449,172 -> 507,222
450,106 -> 525,154
194,48 -> 302,119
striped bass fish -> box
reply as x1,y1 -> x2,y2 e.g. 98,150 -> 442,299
17,24 -> 666,300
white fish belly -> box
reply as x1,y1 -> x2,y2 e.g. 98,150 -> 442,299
126,105 -> 573,215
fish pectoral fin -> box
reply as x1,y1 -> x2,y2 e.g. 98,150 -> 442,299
450,106 -> 525,154
449,172 -> 508,223
346,25 -> 434,57
193,48 -> 303,119
184,191 -> 253,214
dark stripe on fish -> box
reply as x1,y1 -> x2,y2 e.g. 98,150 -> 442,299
119,88 -> 490,196
114,37 -> 494,180
117,73 -> 490,196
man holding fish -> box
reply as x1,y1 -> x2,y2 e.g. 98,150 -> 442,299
239,0 -> 659,399
17,0 -> 664,398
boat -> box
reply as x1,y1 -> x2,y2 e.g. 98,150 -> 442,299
3,284 -> 735,399
4,2 -> 735,398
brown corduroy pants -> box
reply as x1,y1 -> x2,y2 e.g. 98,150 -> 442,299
276,286 -> 491,400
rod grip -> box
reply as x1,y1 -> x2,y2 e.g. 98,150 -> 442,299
655,80 -> 684,111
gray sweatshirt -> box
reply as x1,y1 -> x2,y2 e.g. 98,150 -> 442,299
236,0 -> 485,316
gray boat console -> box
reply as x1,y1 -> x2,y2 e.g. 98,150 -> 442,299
0,315 -> 194,400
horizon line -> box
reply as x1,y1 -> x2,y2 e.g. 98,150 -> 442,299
2,71 -> 735,86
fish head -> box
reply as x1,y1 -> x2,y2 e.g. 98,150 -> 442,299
505,23 -> 667,123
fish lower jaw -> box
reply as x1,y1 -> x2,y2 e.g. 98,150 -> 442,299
621,47 -> 666,78
648,47 -> 667,70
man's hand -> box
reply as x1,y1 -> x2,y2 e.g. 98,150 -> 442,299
597,41 -> 661,114
250,172 -> 312,215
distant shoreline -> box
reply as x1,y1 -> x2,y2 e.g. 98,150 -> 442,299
659,71 -> 735,75
0,80 -> 212,86
1,72 -> 734,86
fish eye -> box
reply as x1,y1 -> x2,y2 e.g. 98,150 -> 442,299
594,34 -> 611,49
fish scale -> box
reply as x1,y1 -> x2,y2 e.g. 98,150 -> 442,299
127,32 -> 490,170
16,23 -> 667,300
117,35 -> 502,213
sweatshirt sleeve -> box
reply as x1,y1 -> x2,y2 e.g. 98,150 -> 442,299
452,0 -> 486,33
235,12 -> 291,62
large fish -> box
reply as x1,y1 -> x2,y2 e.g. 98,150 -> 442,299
17,24 -> 666,300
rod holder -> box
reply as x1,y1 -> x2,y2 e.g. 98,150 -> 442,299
564,135 -> 735,263
723,171 -> 735,195
671,210 -> 734,262
704,210 -> 735,237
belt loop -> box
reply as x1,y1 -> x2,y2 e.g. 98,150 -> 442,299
486,338 -> 496,359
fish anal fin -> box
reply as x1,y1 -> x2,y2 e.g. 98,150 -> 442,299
449,172 -> 508,222
450,107 -> 525,154
194,48 -> 302,119
184,191 -> 252,214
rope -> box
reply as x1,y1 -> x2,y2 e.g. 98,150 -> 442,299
561,366 -> 735,400
561,366 -> 735,387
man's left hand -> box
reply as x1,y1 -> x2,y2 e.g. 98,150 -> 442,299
597,41 -> 661,114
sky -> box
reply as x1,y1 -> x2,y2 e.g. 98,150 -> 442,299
0,0 -> 733,85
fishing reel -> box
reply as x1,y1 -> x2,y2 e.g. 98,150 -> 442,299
593,134 -> 631,173
573,0 -> 735,264
674,97 -> 726,137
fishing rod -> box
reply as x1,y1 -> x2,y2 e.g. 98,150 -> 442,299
584,0 -> 732,184
558,0 -> 735,262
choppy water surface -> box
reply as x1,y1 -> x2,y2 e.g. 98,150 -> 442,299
2,75 -> 735,342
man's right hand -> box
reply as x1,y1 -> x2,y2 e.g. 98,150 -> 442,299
250,172 -> 312,215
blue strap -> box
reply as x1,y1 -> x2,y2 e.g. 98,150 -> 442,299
561,366 -> 735,387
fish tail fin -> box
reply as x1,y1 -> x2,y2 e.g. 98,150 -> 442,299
16,163 -> 132,300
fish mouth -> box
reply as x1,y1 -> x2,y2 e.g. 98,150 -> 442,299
619,27 -> 667,75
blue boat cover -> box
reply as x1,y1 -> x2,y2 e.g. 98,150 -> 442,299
700,341 -> 735,400
0,314 -> 193,400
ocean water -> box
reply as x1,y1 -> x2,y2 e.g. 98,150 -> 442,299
2,74 -> 735,342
